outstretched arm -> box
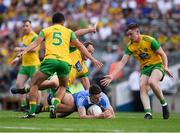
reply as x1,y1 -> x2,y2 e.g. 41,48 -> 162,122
71,38 -> 103,69
80,77 -> 90,90
100,54 -> 130,86
17,36 -> 43,57
75,22 -> 97,37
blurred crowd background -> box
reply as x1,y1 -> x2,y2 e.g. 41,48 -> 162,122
0,0 -> 180,110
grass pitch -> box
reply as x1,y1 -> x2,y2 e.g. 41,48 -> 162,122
0,111 -> 179,132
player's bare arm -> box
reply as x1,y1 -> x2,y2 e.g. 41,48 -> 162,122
156,47 -> 173,78
101,54 -> 130,86
71,39 -> 103,69
78,107 -> 94,119
18,36 -> 44,57
75,22 -> 97,36
80,77 -> 90,90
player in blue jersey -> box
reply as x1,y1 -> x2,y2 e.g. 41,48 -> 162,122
50,84 -> 115,119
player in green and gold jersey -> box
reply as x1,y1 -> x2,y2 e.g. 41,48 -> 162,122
101,23 -> 173,120
11,28 -> 96,116
11,20 -> 40,111
17,12 -> 102,118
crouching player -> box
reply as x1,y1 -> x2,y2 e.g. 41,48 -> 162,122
50,84 -> 115,119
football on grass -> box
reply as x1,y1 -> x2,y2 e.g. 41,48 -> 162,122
87,104 -> 102,116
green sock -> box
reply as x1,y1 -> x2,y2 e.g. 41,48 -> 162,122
21,100 -> 27,107
52,98 -> 60,109
144,108 -> 152,114
29,101 -> 36,114
160,99 -> 167,106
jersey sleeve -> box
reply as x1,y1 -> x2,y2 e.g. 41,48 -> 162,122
76,96 -> 86,108
151,39 -> 160,51
38,30 -> 45,37
100,93 -> 110,109
31,36 -> 38,43
70,31 -> 76,41
125,47 -> 132,55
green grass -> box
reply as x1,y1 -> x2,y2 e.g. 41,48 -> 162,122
0,111 -> 180,132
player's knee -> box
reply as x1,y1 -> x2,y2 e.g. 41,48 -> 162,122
140,83 -> 146,90
140,84 -> 148,94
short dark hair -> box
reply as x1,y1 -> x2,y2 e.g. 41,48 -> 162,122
52,12 -> 65,24
89,84 -> 102,95
83,41 -> 94,48
23,19 -> 31,24
126,23 -> 139,32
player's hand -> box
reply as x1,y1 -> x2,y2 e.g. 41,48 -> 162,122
99,110 -> 111,119
11,56 -> 20,66
92,59 -> 103,69
164,67 -> 173,78
88,22 -> 98,33
14,47 -> 24,52
100,75 -> 113,86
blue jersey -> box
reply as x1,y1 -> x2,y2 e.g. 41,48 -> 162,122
73,90 -> 110,110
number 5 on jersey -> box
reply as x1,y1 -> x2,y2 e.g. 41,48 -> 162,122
52,32 -> 62,46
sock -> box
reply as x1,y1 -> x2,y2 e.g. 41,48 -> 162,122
42,106 -> 49,112
52,98 -> 60,109
29,101 -> 37,114
144,108 -> 152,114
160,99 -> 167,106
21,100 -> 27,107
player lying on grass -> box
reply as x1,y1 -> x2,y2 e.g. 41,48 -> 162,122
11,22 -> 100,118
14,11 -> 103,118
15,41 -> 95,118
47,84 -> 115,119
11,22 -> 98,95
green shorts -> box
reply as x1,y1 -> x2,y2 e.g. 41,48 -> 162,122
18,65 -> 39,77
141,63 -> 165,81
49,87 -> 72,97
40,59 -> 71,77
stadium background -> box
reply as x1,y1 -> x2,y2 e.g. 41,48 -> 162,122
0,0 -> 180,112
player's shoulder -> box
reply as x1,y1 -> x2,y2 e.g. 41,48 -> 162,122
30,31 -> 38,36
43,24 -> 59,31
59,25 -> 73,32
77,90 -> 88,96
101,92 -> 107,96
127,40 -> 132,47
100,92 -> 109,103
142,35 -> 155,42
